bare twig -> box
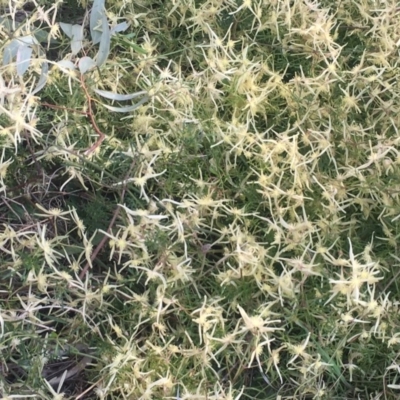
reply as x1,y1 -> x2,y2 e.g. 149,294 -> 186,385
80,74 -> 106,155
41,74 -> 107,156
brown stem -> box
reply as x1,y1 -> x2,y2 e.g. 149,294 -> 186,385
80,74 -> 106,155
41,74 -> 107,155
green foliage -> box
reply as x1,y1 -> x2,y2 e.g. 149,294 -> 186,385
2,0 -> 400,399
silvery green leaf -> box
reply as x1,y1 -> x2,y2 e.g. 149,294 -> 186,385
17,35 -> 39,46
110,21 -> 130,35
388,384 -> 400,389
71,24 -> 84,55
60,22 -> 73,38
32,62 -> 49,94
90,0 -> 105,45
94,89 -> 147,101
16,44 -> 32,76
96,14 -> 110,67
102,96 -> 149,112
56,60 -> 76,70
60,22 -> 84,54
79,56 -> 96,74
3,35 -> 38,66
3,40 -> 19,65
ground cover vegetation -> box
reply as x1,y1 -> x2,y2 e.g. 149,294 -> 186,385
1,0 -> 400,398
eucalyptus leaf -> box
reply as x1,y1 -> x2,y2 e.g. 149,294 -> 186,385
16,35 -> 39,46
102,96 -> 149,113
110,21 -> 130,35
32,62 -> 49,94
96,14 -> 110,67
56,60 -> 76,70
16,44 -> 32,76
60,23 -> 84,54
3,40 -> 19,65
79,56 -> 96,74
90,0 -> 105,45
3,35 -> 39,66
94,89 -> 147,101
59,22 -> 73,38
71,24 -> 84,55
